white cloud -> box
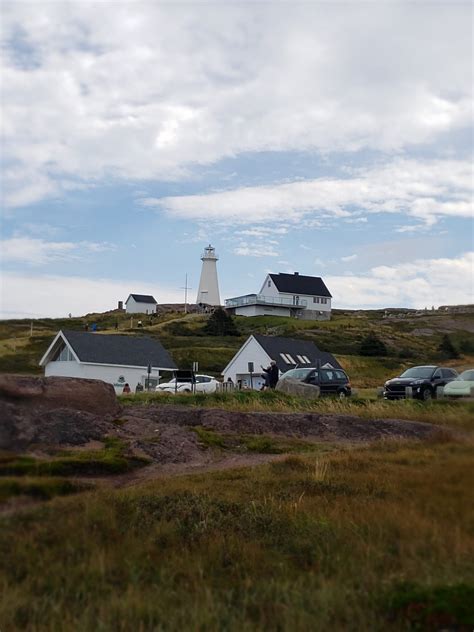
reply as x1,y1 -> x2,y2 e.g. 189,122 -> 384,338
341,254 -> 358,262
0,237 -> 116,265
2,2 -> 472,207
233,242 -> 279,257
150,158 -> 473,227
0,272 -> 183,319
326,252 -> 474,309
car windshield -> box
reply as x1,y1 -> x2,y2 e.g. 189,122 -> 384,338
456,370 -> 474,381
399,367 -> 435,379
281,368 -> 313,380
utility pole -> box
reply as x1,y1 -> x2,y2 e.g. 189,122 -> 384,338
180,274 -> 192,314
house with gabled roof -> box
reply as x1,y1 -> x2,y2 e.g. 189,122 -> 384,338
125,294 -> 158,314
222,334 -> 341,390
40,330 -> 177,393
225,272 -> 332,320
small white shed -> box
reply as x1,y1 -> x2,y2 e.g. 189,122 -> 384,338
125,294 -> 158,314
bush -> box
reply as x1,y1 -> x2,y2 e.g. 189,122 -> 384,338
203,308 -> 239,336
359,332 -> 388,356
437,334 -> 460,359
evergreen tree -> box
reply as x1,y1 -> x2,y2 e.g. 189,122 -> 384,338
203,307 -> 239,336
437,334 -> 459,359
359,332 -> 388,356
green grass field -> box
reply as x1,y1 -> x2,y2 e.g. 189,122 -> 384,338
1,308 -> 473,630
1,437 -> 473,630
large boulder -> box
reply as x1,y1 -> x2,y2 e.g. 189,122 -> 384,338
0,375 -> 121,451
275,377 -> 321,399
0,375 -> 120,417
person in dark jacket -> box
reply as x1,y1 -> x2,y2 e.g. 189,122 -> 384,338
261,360 -> 279,390
269,361 -> 279,388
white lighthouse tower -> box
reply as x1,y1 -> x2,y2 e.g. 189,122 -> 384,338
196,244 -> 221,306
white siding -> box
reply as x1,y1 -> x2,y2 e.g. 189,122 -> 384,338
259,275 -> 280,298
45,360 -> 167,394
45,359 -> 85,379
222,337 -> 272,390
258,275 -> 332,318
125,298 -> 157,314
234,305 -> 291,317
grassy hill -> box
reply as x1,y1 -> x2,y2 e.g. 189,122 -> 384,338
0,308 -> 473,387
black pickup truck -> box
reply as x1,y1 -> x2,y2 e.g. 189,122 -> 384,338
383,365 -> 458,401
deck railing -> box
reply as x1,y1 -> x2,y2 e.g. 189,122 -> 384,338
225,294 -> 307,308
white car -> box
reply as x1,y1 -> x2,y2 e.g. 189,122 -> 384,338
155,374 -> 220,394
443,369 -> 474,398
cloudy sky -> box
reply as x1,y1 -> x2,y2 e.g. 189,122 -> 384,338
1,1 -> 473,318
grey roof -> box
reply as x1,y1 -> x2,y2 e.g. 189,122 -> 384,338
126,294 -> 157,304
60,330 -> 177,369
253,334 -> 342,372
269,273 -> 332,298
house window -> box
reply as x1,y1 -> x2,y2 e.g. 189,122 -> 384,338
54,344 -> 74,361
321,298 -> 328,304
267,280 -> 271,287
313,297 -> 320,303
279,353 -> 294,364
302,355 -> 310,363
296,355 -> 305,363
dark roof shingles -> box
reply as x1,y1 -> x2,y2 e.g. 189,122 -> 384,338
128,294 -> 157,304
253,334 -> 341,371
62,330 -> 177,369
269,273 -> 332,298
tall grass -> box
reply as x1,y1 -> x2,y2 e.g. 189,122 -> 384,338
122,390 -> 474,430
0,440 -> 472,630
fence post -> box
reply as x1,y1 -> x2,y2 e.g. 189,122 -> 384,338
405,386 -> 413,399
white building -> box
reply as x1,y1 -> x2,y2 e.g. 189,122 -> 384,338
225,272 -> 332,320
222,334 -> 341,390
125,294 -> 158,314
196,245 -> 221,306
40,330 -> 177,393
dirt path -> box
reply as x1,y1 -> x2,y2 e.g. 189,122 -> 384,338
77,452 -> 287,490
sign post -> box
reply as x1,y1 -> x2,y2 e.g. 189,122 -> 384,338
192,362 -> 199,393
147,362 -> 152,392
248,362 -> 254,390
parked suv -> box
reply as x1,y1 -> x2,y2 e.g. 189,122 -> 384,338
279,367 -> 352,398
383,365 -> 458,401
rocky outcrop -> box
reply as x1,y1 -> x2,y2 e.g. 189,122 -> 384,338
275,377 -> 321,399
0,375 -> 121,451
0,375 -> 120,417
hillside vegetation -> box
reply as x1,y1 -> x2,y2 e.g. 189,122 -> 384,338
0,308 -> 473,387
1,436 -> 473,630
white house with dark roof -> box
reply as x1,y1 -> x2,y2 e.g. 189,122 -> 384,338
222,334 -> 341,390
40,330 -> 177,393
125,294 -> 158,314
225,272 -> 332,320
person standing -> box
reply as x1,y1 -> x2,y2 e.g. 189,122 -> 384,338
269,361 -> 279,388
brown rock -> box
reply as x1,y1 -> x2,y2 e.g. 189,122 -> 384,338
0,375 -> 121,417
275,377 -> 321,399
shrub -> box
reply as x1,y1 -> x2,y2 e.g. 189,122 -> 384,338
359,332 -> 388,356
203,308 -> 239,336
437,334 -> 460,359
